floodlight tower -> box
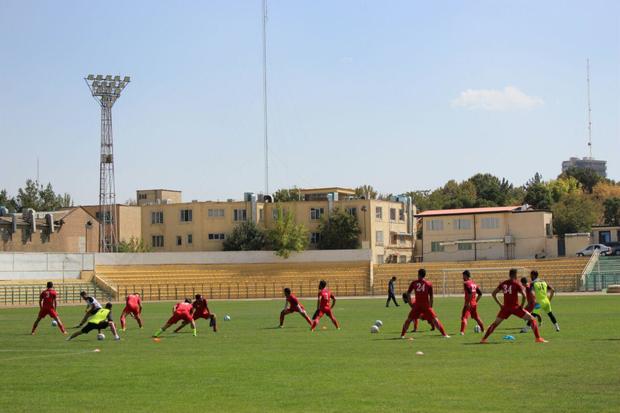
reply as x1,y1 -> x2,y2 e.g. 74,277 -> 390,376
84,74 -> 130,252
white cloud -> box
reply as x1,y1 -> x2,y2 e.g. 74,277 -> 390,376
451,86 -> 544,111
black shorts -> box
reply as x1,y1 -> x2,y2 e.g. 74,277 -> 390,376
81,321 -> 109,334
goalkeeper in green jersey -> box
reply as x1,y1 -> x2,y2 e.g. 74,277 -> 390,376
530,270 -> 560,332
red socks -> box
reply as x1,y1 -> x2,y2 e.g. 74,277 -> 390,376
530,319 -> 541,339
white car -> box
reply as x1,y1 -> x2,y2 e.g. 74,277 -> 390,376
576,244 -> 612,257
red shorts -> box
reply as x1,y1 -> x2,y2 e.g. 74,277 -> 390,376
167,312 -> 193,324
409,306 -> 436,322
461,304 -> 479,320
283,305 -> 305,315
38,307 -> 58,319
122,306 -> 140,316
315,307 -> 334,319
497,306 -> 527,320
193,311 -> 212,320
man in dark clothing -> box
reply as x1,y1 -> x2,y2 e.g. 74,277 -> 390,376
386,276 -> 399,307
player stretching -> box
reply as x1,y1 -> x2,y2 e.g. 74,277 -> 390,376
402,292 -> 434,332
280,288 -> 312,327
75,291 -> 102,328
480,269 -> 547,344
153,299 -> 196,337
402,269 -> 449,339
174,294 -> 217,333
460,270 -> 484,335
31,281 -> 67,335
120,292 -> 143,331
67,302 -> 120,341
520,276 -> 541,333
310,280 -> 340,331
531,270 -> 560,332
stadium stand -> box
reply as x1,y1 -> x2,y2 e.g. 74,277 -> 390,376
0,279 -> 112,306
585,256 -> 620,291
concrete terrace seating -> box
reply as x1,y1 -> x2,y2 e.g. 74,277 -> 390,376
373,257 -> 589,295
0,280 -> 110,306
95,261 -> 370,301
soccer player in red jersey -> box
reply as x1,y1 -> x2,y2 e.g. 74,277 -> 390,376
520,275 -> 541,333
153,298 -> 197,337
280,288 -> 312,327
174,294 -> 217,333
401,269 -> 449,339
31,281 -> 67,335
480,269 -> 547,344
402,292 -> 434,332
310,280 -> 340,331
120,292 -> 143,331
460,270 -> 484,335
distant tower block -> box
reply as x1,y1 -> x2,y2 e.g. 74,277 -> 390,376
84,74 -> 130,252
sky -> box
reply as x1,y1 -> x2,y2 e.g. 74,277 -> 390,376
0,0 -> 618,205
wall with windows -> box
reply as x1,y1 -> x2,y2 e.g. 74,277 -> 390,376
591,225 -> 620,244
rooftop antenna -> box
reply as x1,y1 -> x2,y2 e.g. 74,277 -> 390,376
262,0 -> 269,195
84,74 -> 130,252
36,157 -> 39,184
586,58 -> 593,159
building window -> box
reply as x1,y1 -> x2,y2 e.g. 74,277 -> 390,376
151,211 -> 164,224
233,209 -> 247,222
310,232 -> 321,244
426,219 -> 444,231
390,208 -> 397,221
180,209 -> 192,222
375,207 -> 383,220
431,241 -> 444,252
399,209 -> 405,221
207,208 -> 225,218
187,234 -> 193,244
546,223 -> 553,238
310,208 -> 324,220
138,193 -> 147,200
176,236 -> 182,246
481,217 -> 500,229
208,233 -> 226,240
399,255 -> 408,263
376,231 -> 384,246
458,242 -> 472,251
453,219 -> 471,230
152,235 -> 164,248
259,209 -> 264,222
376,255 -> 385,264
346,207 -> 357,217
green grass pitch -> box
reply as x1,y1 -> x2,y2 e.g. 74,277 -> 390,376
1,295 -> 619,412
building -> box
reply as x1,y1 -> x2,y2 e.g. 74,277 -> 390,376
136,189 -> 183,206
139,188 -> 416,263
81,204 -> 142,246
591,225 -> 620,244
417,206 -> 556,262
561,157 -> 607,177
0,207 -> 99,253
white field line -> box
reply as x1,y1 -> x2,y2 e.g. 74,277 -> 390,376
0,349 -> 95,362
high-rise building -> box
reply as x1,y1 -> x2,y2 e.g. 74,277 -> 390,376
561,157 -> 607,177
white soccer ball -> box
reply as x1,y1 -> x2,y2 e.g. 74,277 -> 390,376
97,333 -> 105,341
224,315 -> 231,321
374,320 -> 383,327
51,320 -> 58,327
474,325 -> 481,333
370,325 -> 380,334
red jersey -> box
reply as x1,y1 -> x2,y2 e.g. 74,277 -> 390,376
318,289 -> 333,309
174,302 -> 193,315
463,280 -> 479,305
524,284 -> 535,307
408,279 -> 432,308
193,298 -> 208,315
126,294 -> 141,308
498,279 -> 523,308
286,294 -> 300,309
40,288 -> 57,309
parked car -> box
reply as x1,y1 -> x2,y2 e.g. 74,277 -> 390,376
604,242 -> 620,256
576,244 -> 612,256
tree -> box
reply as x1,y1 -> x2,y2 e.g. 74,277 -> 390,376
16,179 -> 41,211
603,197 -> 620,226
551,193 -> 600,236
317,208 -> 361,250
273,187 -> 302,202
561,167 -> 602,194
11,179 -> 72,211
223,221 -> 266,251
524,182 -> 553,210
354,185 -> 378,199
118,237 -> 152,252
0,189 -> 17,211
548,177 -> 581,203
266,205 -> 308,258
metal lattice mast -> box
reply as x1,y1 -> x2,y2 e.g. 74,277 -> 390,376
85,74 -> 130,252
262,0 -> 269,195
586,58 -> 593,159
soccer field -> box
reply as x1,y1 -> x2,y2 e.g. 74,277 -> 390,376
1,295 -> 619,413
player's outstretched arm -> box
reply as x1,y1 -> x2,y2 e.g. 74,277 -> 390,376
331,294 -> 337,309
548,284 -> 555,300
476,287 -> 483,302
429,286 -> 434,308
518,286 -> 526,307
492,287 -> 501,307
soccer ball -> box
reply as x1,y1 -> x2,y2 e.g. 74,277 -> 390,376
370,325 -> 380,334
374,320 -> 383,327
474,325 -> 481,333
97,333 -> 105,341
51,320 -> 58,327
224,315 -> 231,321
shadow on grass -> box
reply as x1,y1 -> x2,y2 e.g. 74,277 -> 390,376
590,338 -> 620,341
462,342 -> 503,345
